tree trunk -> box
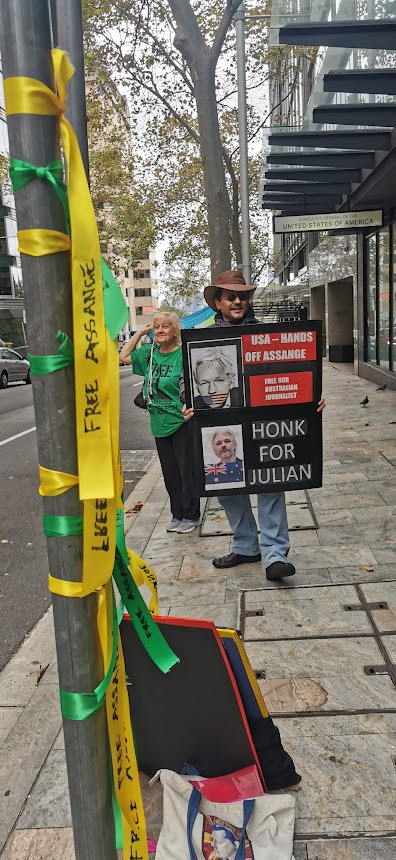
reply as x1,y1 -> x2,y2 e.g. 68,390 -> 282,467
193,57 -> 232,279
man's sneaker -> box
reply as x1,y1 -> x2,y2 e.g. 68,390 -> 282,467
166,518 -> 181,532
266,561 -> 295,581
176,519 -> 200,533
212,552 -> 261,569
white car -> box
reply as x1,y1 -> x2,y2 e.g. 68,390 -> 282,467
0,347 -> 31,388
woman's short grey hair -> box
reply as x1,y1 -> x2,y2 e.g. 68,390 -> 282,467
193,348 -> 236,386
211,428 -> 237,453
153,311 -> 182,345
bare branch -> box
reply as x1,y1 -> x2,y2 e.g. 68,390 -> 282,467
211,0 -> 243,65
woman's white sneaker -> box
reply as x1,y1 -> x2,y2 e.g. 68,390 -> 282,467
176,519 -> 200,533
166,518 -> 181,532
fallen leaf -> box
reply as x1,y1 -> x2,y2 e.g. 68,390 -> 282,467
359,565 -> 374,572
125,501 -> 143,514
1,539 -> 9,544
212,515 -> 226,521
36,663 -> 50,685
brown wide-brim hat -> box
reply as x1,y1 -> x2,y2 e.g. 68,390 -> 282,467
204,269 -> 256,312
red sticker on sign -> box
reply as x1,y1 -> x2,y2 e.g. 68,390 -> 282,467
242,331 -> 316,363
249,371 -> 313,406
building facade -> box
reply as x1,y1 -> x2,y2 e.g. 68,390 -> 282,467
86,74 -> 158,336
260,2 -> 396,388
115,249 -> 159,336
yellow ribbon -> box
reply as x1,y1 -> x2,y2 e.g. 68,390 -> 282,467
5,58 -> 150,858
18,228 -> 71,256
39,466 -> 79,497
98,584 -> 147,860
5,53 -> 117,596
5,56 -> 114,503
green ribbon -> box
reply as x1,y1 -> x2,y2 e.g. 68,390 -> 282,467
101,257 -> 128,339
112,547 -> 178,675
28,330 -> 74,376
114,505 -> 176,671
9,160 -> 128,340
43,513 -> 83,538
9,158 -> 70,234
113,787 -> 123,850
60,590 -> 118,721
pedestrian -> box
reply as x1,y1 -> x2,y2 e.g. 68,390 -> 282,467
119,312 -> 200,534
183,270 -> 325,580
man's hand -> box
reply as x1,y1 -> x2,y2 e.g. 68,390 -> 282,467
317,398 -> 326,413
182,404 -> 194,421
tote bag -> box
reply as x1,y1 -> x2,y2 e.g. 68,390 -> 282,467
154,769 -> 296,860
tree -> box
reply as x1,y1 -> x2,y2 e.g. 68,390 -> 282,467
85,73 -> 156,268
83,0 -> 271,289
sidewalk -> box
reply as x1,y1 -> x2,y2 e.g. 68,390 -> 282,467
1,360 -> 396,859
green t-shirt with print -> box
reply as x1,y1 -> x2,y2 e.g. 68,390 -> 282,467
131,343 -> 184,438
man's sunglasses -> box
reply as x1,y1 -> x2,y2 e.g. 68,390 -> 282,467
222,292 -> 249,302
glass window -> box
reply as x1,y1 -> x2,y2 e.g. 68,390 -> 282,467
366,234 -> 377,365
378,229 -> 390,370
136,306 -> 143,316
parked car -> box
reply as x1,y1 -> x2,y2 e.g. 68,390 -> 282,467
0,348 -> 31,388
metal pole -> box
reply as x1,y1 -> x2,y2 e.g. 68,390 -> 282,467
0,3 -> 116,858
55,0 -> 89,177
234,2 -> 251,284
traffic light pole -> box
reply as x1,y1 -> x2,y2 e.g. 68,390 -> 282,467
0,2 -> 117,857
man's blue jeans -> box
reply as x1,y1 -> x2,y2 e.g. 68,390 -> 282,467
218,492 -> 290,567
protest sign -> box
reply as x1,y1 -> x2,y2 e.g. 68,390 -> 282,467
181,321 -> 322,496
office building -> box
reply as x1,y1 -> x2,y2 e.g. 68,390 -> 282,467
260,1 -> 396,388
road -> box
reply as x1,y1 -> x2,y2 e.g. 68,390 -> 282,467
0,368 -> 155,669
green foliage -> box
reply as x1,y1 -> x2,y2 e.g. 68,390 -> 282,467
83,0 -> 271,301
85,75 -> 156,268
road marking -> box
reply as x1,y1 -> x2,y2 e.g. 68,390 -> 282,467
0,426 -> 36,447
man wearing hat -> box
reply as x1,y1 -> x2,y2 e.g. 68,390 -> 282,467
185,270 -> 325,581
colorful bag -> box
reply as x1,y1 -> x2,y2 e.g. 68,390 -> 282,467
153,769 -> 296,860
183,763 -> 264,804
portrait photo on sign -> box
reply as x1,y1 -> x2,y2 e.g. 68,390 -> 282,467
188,341 -> 244,410
202,425 -> 246,490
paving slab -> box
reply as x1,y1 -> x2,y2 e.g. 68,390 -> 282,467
276,713 -> 396,738
0,685 -> 62,853
0,610 -> 55,707
243,585 -> 373,639
245,637 -> 396,712
1,828 -> 75,860
157,576 -> 227,606
0,707 -> 23,749
328,565 -> 396,584
361,582 -> 396,632
167,602 -> 238,628
369,541 -> 396,565
227,569 -> 332,602
305,837 -> 396,858
291,544 -> 378,570
17,749 -> 71,830
280,724 -> 396,837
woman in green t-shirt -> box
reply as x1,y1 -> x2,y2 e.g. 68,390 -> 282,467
119,312 -> 200,534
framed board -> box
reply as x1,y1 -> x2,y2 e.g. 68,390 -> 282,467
181,321 -> 323,496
